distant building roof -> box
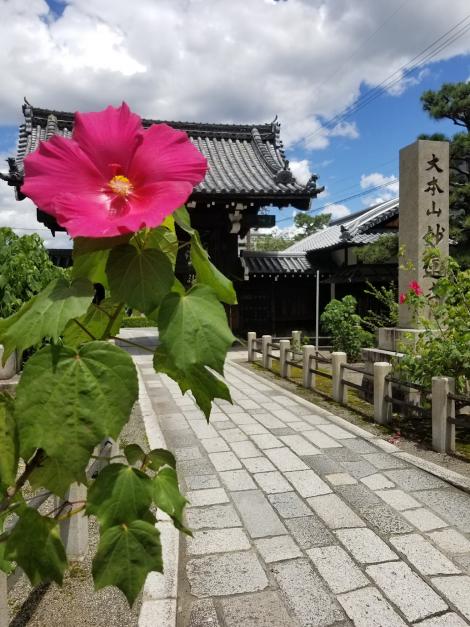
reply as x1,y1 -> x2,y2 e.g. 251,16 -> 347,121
285,197 -> 399,253
6,101 -> 323,212
241,250 -> 314,277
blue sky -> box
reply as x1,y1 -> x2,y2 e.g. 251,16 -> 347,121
0,0 -> 469,245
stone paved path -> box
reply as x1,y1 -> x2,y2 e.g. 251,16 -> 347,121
124,330 -> 470,627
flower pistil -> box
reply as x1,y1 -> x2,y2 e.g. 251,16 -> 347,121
108,174 -> 134,197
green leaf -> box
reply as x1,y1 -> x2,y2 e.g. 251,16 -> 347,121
5,507 -> 67,586
0,277 -> 94,362
154,347 -> 231,418
86,463 -> 153,529
106,244 -> 174,315
140,227 -> 178,266
63,300 -> 124,347
72,235 -> 131,288
173,205 -> 194,235
152,467 -> 187,529
158,284 -> 235,374
0,516 -> 14,575
190,232 -> 237,304
146,449 -> 176,472
0,392 -> 18,491
93,520 -> 162,605
29,457 -> 82,499
124,443 -> 146,466
15,341 -> 138,495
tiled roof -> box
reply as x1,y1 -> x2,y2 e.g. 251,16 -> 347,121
285,198 -> 399,253
8,102 -> 323,209
241,250 -> 314,276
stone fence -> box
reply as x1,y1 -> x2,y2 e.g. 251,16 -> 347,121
247,332 -> 469,458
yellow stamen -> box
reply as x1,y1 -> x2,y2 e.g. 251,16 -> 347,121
108,175 -> 134,197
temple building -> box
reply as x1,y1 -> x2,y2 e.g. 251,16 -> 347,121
3,101 -> 323,333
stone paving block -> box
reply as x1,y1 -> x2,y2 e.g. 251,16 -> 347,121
285,515 -> 335,548
272,558 -> 345,626
324,472 -> 357,486
390,533 -> 460,575
288,420 -> 315,432
270,427 -> 296,436
187,551 -> 268,597
340,460 -> 379,479
359,505 -> 414,535
303,430 -> 343,449
335,528 -> 397,563
418,613 -> 469,627
307,544 -> 369,593
299,413 -> 330,426
242,456 -> 277,473
220,591 -> 296,627
308,493 -> 365,529
174,446 -> 202,461
219,469 -> 257,491
237,399 -> 260,410
317,423 -> 356,440
239,423 -> 269,435
251,413 -> 285,429
178,458 -> 215,476
279,434 -> 321,456
427,528 -> 470,554
385,468 -> 447,491
189,421 -> 219,439
432,575 -> 470,620
271,408 -> 299,422
219,428 -> 248,443
255,535 -> 303,563
188,599 -> 220,627
185,504 -> 242,529
208,451 -> 242,471
366,561 -> 448,622
187,488 -> 229,507
337,586 -> 407,627
401,507 -> 448,531
414,489 -> 470,533
184,474 -> 220,490
372,438 -> 401,453
376,488 -> 421,511
231,490 -> 287,538
264,447 -> 309,471
250,433 -> 283,449
210,413 -> 231,423
230,413 -> 257,425
269,492 -> 312,518
336,484 -> 382,509
285,470 -> 332,498
230,440 -> 260,459
214,421 -> 238,431
139,599 -> 176,627
200,437 -> 230,453
361,473 -> 395,490
253,471 -> 293,494
186,527 -> 250,555
341,438 -> 381,454
363,452 -> 409,469
302,455 -> 340,476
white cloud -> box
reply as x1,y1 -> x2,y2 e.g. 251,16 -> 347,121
360,171 -> 399,205
322,203 -> 350,219
289,159 -> 312,185
330,121 -> 359,139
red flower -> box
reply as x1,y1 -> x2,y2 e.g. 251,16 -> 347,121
399,293 -> 407,304
21,103 -> 207,238
408,281 -> 423,296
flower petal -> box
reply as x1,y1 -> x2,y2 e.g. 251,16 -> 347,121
73,103 -> 142,178
129,123 -> 207,187
21,135 -> 105,217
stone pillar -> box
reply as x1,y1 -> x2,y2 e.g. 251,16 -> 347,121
291,330 -> 302,353
247,332 -> 257,362
60,483 -> 88,561
279,340 -> 291,378
0,346 -> 16,380
373,362 -> 392,425
432,376 -> 455,453
0,572 -> 8,627
399,140 -> 449,328
303,345 -> 316,389
332,352 -> 347,403
261,335 -> 272,370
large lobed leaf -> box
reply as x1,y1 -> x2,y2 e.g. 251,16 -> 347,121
15,341 -> 138,496
0,392 -> 18,491
0,277 -> 94,362
63,299 -> 124,347
190,232 -> 237,305
152,466 -> 188,531
92,520 -> 162,605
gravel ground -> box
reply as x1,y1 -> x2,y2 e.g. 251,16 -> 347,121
8,404 -> 149,627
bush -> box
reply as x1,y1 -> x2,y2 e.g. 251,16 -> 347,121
320,295 -> 373,361
121,316 -> 156,328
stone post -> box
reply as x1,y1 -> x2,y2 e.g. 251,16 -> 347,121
247,332 -> 257,362
399,140 -> 449,328
303,345 -> 316,389
373,362 -> 392,425
291,330 -> 302,353
432,376 -> 455,453
60,483 -> 88,561
279,340 -> 291,379
261,335 -> 272,370
332,352 -> 347,403
0,572 -> 8,627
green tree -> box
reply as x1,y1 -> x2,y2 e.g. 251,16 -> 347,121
320,295 -> 373,361
250,232 -> 292,251
419,81 -> 470,267
354,233 -> 398,264
292,212 -> 331,240
0,227 -> 64,318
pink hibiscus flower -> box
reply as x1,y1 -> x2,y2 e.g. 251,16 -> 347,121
399,293 -> 407,304
21,103 -> 207,238
408,281 -> 423,296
